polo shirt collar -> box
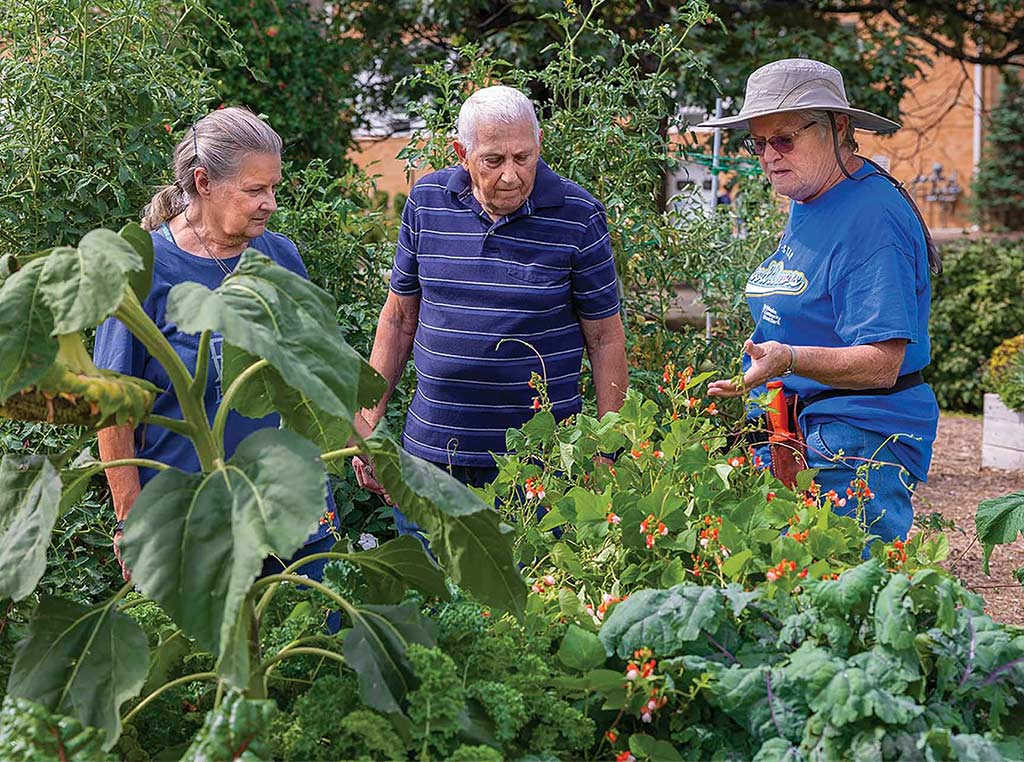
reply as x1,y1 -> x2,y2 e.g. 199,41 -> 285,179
445,158 -> 565,216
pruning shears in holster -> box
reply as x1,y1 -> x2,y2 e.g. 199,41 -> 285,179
764,381 -> 808,489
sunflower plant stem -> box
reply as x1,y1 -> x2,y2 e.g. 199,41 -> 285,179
114,290 -> 220,469
212,358 -> 269,447
261,647 -> 346,675
253,552 -> 351,620
121,671 -> 218,726
319,445 -> 362,463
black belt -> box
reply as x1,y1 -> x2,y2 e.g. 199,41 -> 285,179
737,371 -> 925,449
798,370 -> 925,412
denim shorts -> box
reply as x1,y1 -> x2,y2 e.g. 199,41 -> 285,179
756,418 -> 916,546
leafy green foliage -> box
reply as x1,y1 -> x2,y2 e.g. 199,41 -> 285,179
0,0 -> 221,255
7,595 -> 149,751
926,237 -> 1024,412
406,644 -> 467,759
592,563 -> 1024,760
197,0 -> 369,173
342,601 -> 436,715
0,695 -> 112,761
341,534 -> 449,604
182,690 -> 277,762
973,74 -> 1024,231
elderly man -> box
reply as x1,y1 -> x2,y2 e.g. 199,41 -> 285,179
354,85 -> 627,524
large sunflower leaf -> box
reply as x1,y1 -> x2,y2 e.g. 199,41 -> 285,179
0,455 -> 62,601
7,596 -> 148,751
219,349 -> 371,477
0,259 -> 57,400
165,251 -> 377,423
368,436 -> 526,617
38,229 -> 142,335
120,428 -> 327,688
117,222 -> 154,303
342,534 -> 449,603
343,602 -> 436,714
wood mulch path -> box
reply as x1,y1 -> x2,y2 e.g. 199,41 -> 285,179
912,413 -> 1023,626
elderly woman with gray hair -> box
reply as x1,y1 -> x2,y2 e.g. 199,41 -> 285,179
94,106 -> 339,588
703,59 -> 942,546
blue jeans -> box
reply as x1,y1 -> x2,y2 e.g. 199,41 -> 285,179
757,418 -> 917,546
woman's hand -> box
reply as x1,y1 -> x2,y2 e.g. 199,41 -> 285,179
708,339 -> 794,397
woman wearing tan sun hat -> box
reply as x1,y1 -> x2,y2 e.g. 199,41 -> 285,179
702,58 -> 941,548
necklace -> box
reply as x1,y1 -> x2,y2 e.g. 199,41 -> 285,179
183,208 -> 236,278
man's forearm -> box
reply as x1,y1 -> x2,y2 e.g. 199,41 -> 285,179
97,424 -> 140,521
591,344 -> 629,416
582,315 -> 629,417
361,294 -> 420,432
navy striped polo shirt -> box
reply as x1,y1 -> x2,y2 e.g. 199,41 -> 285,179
389,159 -> 621,466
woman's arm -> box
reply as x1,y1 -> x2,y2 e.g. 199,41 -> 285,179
97,424 -> 141,521
97,424 -> 140,580
708,338 -> 907,397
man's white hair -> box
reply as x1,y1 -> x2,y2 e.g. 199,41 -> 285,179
456,85 -> 540,153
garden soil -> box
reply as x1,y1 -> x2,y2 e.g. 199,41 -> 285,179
912,413 -> 1024,626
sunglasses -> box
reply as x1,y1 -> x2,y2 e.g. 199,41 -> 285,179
743,121 -> 817,156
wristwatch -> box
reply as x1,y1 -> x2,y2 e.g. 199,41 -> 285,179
113,519 -> 125,533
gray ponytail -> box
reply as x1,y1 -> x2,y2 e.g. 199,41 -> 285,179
141,106 -> 283,231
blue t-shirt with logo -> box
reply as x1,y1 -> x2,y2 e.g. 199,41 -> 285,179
93,228 -> 336,540
744,163 -> 939,481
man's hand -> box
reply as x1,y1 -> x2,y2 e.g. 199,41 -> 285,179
708,339 -> 793,398
353,455 -> 392,504
113,530 -> 130,582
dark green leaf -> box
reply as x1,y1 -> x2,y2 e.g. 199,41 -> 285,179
343,535 -> 449,603
222,351 -> 355,475
0,455 -> 61,600
7,596 -> 148,750
808,561 -> 886,614
873,574 -> 916,651
120,428 -> 327,687
0,260 -> 57,400
369,435 -> 526,617
343,602 -> 436,714
521,410 -> 556,442
117,222 -> 154,303
557,624 -> 607,671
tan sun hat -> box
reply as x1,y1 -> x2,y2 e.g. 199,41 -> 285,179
697,58 -> 900,133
